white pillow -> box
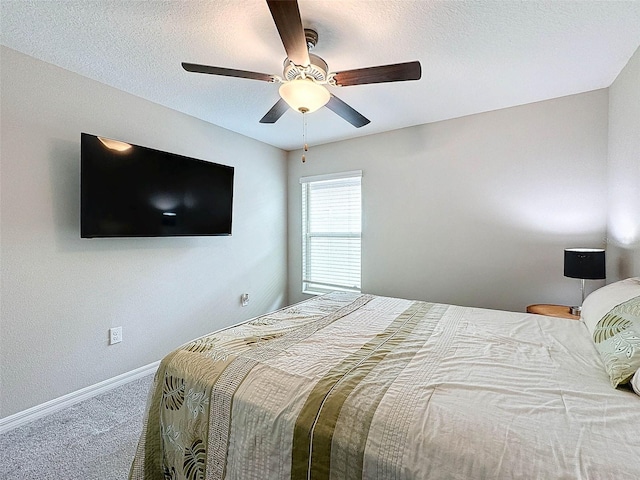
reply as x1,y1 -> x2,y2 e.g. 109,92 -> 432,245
581,277 -> 640,335
632,369 -> 640,396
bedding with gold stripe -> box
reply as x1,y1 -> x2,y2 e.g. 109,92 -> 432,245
130,292 -> 640,480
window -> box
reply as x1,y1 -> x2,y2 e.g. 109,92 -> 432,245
300,171 -> 362,295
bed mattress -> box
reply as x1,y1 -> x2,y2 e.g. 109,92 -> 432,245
130,292 -> 640,479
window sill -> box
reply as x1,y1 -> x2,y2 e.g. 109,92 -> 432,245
303,287 -> 361,296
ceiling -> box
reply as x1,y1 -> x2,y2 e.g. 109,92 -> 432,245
2,0 -> 640,151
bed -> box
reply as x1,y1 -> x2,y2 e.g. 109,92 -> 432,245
130,278 -> 640,480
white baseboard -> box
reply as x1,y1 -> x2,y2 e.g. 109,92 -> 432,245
0,360 -> 160,434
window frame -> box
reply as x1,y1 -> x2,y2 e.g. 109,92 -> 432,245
300,170 -> 362,296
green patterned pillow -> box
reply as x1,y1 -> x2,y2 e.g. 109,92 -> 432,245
593,295 -> 640,387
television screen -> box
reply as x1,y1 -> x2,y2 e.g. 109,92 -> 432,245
81,133 -> 234,238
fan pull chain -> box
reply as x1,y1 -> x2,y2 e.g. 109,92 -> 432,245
301,107 -> 309,163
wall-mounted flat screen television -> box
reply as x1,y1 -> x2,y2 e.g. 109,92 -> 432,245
81,133 -> 234,238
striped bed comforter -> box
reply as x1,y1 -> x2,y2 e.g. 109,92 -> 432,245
130,292 -> 640,480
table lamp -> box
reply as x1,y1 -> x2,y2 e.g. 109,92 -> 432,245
564,248 -> 606,315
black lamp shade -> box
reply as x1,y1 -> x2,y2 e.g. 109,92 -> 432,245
564,249 -> 606,280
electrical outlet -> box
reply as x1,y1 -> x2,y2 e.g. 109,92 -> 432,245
241,293 -> 249,307
109,326 -> 123,345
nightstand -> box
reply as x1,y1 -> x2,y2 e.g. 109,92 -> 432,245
526,304 -> 580,320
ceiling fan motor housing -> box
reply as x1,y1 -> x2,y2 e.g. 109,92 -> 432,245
283,53 -> 328,82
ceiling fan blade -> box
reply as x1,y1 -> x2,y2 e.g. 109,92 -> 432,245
266,0 -> 310,66
333,61 -> 422,86
325,94 -> 370,128
182,62 -> 275,82
259,98 -> 289,124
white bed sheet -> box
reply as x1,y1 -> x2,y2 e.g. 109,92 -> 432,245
226,296 -> 640,479
131,293 -> 640,480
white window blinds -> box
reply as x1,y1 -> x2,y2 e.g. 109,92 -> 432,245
300,171 -> 362,295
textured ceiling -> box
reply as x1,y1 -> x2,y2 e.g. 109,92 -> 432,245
2,0 -> 640,151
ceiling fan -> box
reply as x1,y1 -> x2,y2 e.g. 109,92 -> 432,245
182,0 -> 422,128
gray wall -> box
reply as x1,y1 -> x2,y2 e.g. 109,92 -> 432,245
0,47 -> 288,418
288,90 -> 610,311
608,45 -> 640,280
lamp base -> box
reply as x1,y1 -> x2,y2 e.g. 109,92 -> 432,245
569,305 -> 582,316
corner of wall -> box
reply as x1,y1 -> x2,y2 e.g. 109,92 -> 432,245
606,45 -> 640,281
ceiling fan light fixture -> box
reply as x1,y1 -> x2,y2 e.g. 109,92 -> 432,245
278,78 -> 330,113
